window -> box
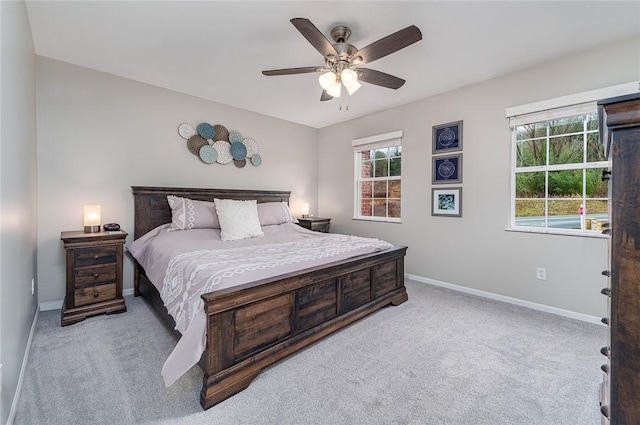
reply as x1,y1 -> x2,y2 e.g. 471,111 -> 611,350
353,131 -> 402,222
506,82 -> 638,235
511,112 -> 608,233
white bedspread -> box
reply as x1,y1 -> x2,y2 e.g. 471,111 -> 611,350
128,223 -> 393,386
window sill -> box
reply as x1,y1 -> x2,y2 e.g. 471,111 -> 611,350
505,226 -> 609,239
352,217 -> 402,224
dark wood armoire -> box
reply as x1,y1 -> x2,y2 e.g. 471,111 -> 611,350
598,92 -> 640,425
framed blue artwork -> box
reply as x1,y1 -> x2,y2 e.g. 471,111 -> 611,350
432,120 -> 463,154
432,187 -> 462,217
432,153 -> 462,184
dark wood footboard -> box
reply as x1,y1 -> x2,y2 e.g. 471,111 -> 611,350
198,246 -> 407,409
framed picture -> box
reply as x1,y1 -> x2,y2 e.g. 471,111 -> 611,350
432,120 -> 463,154
432,187 -> 462,217
432,153 -> 462,184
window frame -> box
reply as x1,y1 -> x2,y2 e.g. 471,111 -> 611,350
505,82 -> 638,237
352,130 -> 402,223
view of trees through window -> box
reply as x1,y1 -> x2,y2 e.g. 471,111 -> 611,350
514,113 -> 609,231
358,146 -> 401,219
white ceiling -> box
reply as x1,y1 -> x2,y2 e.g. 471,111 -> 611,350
25,1 -> 640,129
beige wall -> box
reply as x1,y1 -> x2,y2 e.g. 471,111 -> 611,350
36,57 -> 318,304
0,1 -> 38,423
317,37 -> 640,317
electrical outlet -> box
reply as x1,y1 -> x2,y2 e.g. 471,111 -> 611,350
31,278 -> 34,295
536,267 -> 546,281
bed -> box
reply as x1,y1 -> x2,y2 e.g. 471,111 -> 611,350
130,186 -> 408,410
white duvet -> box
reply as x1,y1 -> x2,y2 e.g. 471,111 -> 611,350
128,223 -> 393,386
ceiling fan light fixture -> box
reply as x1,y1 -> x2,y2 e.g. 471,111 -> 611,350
340,68 -> 358,86
345,79 -> 362,95
318,71 -> 336,91
327,80 -> 342,98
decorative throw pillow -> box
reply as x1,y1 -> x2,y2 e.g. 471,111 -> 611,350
214,198 -> 264,241
167,195 -> 220,231
257,202 -> 299,226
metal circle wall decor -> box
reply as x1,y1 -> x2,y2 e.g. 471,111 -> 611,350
229,130 -> 244,144
178,123 -> 196,139
213,125 -> 229,142
243,138 -> 259,157
197,123 -> 215,139
179,122 -> 261,168
187,135 -> 208,156
230,142 -> 247,160
213,140 -> 233,164
199,145 -> 218,164
250,153 -> 262,166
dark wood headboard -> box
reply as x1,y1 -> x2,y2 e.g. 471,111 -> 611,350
131,186 -> 291,239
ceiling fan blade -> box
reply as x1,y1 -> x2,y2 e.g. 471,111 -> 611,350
320,90 -> 333,101
291,18 -> 339,58
262,66 -> 323,76
357,68 -> 406,90
353,25 -> 422,65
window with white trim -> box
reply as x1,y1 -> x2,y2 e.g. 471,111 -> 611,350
506,82 -> 638,235
353,131 -> 402,222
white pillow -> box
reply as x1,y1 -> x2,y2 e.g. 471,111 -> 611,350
214,198 -> 264,241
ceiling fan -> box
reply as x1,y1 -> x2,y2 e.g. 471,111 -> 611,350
262,18 -> 422,101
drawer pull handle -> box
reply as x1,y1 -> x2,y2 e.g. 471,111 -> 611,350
600,346 -> 610,358
601,287 -> 611,297
601,270 -> 610,277
601,405 -> 609,418
93,274 -> 100,279
601,317 -> 609,325
601,364 -> 609,374
93,255 -> 99,260
93,289 -> 99,298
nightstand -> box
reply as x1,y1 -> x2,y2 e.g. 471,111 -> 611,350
60,230 -> 127,326
297,217 -> 331,233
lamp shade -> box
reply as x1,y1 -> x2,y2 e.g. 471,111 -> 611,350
340,68 -> 358,86
345,79 -> 362,95
301,203 -> 310,218
318,72 -> 336,91
327,81 -> 342,98
84,205 -> 101,233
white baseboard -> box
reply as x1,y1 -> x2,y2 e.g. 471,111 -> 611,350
405,273 -> 603,325
7,307 -> 39,425
39,288 -> 135,311
39,300 -> 62,311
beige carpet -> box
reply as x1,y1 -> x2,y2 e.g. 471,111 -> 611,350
13,280 -> 606,425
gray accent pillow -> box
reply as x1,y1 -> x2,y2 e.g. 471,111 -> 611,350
257,202 -> 299,226
167,195 -> 220,231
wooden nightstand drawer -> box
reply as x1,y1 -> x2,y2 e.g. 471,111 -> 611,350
74,264 -> 117,287
75,283 -> 116,307
75,246 -> 117,267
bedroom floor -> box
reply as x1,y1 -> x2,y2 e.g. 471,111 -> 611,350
13,280 -> 606,425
